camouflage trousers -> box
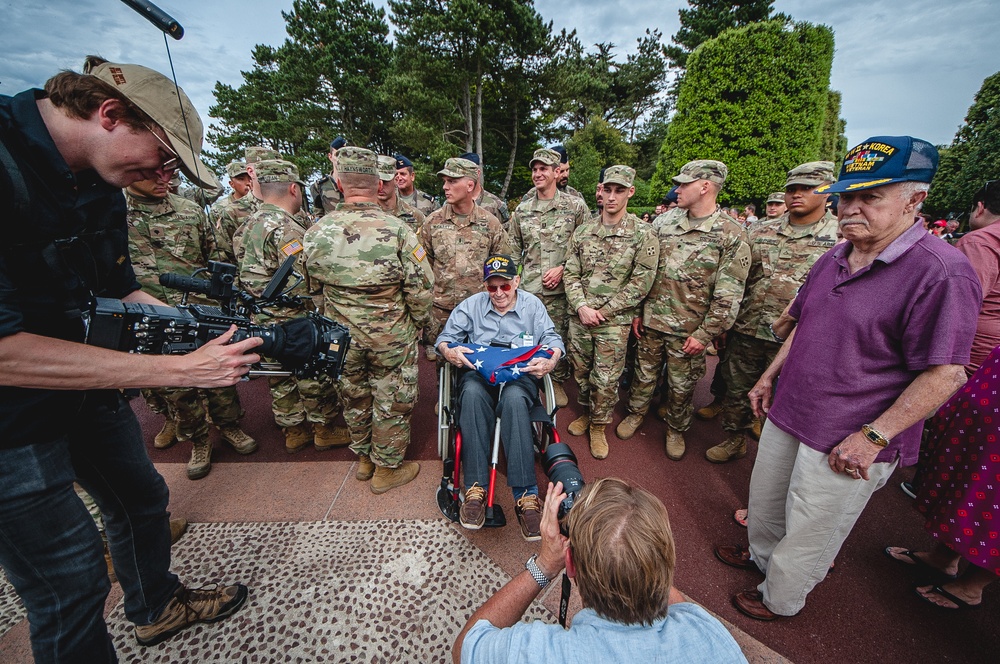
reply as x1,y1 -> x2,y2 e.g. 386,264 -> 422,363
720,331 -> 781,433
537,292 -> 570,382
340,339 -> 419,469
625,329 -> 705,431
567,318 -> 630,425
141,385 -> 242,441
267,374 -> 342,429
423,305 -> 453,350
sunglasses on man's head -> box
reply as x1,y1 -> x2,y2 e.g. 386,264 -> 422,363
486,283 -> 513,293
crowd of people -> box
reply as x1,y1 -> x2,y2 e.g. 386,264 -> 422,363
2,54 -> 998,663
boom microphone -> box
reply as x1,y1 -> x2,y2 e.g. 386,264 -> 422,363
119,0 -> 184,40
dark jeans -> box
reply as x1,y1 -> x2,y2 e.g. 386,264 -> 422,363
0,391 -> 179,663
457,371 -> 538,492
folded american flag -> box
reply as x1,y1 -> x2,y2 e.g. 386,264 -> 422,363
448,343 -> 555,385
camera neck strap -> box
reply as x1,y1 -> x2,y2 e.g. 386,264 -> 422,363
558,573 -> 571,628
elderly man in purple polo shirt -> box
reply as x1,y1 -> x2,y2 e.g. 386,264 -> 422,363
714,136 -> 983,621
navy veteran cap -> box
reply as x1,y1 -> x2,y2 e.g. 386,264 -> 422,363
482,254 -> 519,281
817,136 -> 939,194
394,154 -> 413,169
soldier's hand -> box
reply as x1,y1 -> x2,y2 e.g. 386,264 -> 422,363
577,305 -> 605,327
542,266 -> 564,290
748,375 -> 774,418
631,317 -> 644,339
681,336 -> 706,355
180,325 -> 263,387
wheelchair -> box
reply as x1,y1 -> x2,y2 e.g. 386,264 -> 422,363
436,361 -> 560,527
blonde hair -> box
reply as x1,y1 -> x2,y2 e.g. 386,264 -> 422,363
566,478 -> 675,625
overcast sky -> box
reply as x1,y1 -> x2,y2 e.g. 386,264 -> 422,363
1,0 -> 996,152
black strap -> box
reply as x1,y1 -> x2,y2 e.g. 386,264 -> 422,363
0,136 -> 30,219
558,572 -> 571,627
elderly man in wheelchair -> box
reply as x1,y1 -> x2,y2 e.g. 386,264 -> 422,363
435,255 -> 564,540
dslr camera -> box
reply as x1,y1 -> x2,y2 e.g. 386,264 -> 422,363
85,257 -> 350,380
541,442 -> 585,531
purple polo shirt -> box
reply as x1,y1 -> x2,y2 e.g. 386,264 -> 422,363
767,221 -> 982,466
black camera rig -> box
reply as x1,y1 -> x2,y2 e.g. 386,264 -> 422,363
85,257 -> 350,380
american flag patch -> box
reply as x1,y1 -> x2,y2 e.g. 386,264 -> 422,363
281,240 -> 303,256
412,245 -> 427,261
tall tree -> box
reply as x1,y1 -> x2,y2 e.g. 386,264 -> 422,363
207,0 -> 393,180
664,0 -> 786,70
565,117 -> 638,208
924,71 -> 1000,217
819,90 -> 848,165
651,20 -> 837,206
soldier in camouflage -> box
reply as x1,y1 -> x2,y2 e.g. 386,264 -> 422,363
458,152 -> 511,229
238,159 -> 350,454
764,192 -> 787,220
562,165 -> 659,459
126,175 -> 255,480
376,154 -> 426,233
309,136 -> 346,217
616,160 -> 750,461
705,162 -> 838,463
210,160 -> 257,264
418,157 -> 510,361
304,147 -> 434,494
394,154 -> 439,215
509,148 -> 591,407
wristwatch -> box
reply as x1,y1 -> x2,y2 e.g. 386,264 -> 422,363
861,423 -> 890,448
525,554 -> 551,589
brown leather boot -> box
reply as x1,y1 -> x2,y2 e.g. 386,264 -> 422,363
370,462 -> 420,494
589,424 -> 609,459
314,423 -> 351,451
567,413 -> 590,436
356,455 -> 376,481
169,517 -> 189,545
283,423 -> 313,453
154,420 -> 178,449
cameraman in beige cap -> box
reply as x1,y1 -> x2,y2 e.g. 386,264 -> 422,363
0,57 -> 259,660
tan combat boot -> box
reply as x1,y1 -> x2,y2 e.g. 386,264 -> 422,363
665,428 -> 686,461
705,433 -> 747,464
314,423 -> 351,451
283,422 -> 313,454
186,438 -> 213,480
154,420 -> 177,449
748,418 -> 763,441
567,413 -> 590,436
589,424 -> 609,459
551,381 -> 569,408
219,425 -> 257,455
615,413 -> 644,440
655,402 -> 670,422
695,399 -> 723,420
356,454 -> 376,481
370,461 -> 420,494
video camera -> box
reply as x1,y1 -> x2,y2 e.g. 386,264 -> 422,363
85,257 -> 350,380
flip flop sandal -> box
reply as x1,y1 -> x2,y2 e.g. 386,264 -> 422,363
915,585 -> 981,611
883,547 -> 959,581
733,508 -> 748,527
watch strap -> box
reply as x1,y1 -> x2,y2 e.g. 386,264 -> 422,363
861,423 -> 890,448
525,553 -> 550,588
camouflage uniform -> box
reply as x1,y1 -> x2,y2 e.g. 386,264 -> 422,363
720,211 -> 838,434
398,188 -> 439,215
126,191 -> 243,441
418,201 -> 509,341
376,154 -> 427,234
510,187 -> 590,382
476,189 -> 510,228
239,185 -> 342,429
564,209 -> 659,425
522,183 -> 585,203
310,174 -> 343,216
304,196 -> 434,469
625,205 -> 751,431
211,191 -> 258,264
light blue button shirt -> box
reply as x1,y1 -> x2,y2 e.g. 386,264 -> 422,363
436,289 -> 565,354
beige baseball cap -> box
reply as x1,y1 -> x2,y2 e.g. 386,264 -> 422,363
85,60 -> 219,190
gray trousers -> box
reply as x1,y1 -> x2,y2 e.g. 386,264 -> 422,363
457,370 -> 538,492
747,420 -> 897,615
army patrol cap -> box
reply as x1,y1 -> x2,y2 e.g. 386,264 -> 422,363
84,59 -> 219,190
766,192 -> 785,204
226,161 -> 248,179
482,254 -> 519,281
786,161 -> 836,188
530,148 -> 561,168
336,147 -> 378,176
603,165 -> 636,188
672,160 -> 728,186
438,157 -> 479,180
817,136 -> 939,194
377,155 -> 396,182
254,159 -> 305,186
245,146 -> 281,164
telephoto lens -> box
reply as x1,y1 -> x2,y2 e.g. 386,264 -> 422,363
541,443 -> 585,523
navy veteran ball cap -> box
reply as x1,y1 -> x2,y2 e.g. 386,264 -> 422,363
482,254 -> 519,281
817,136 -> 939,194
